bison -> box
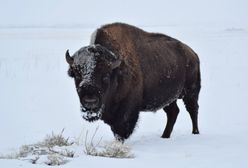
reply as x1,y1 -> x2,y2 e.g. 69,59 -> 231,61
66,23 -> 201,141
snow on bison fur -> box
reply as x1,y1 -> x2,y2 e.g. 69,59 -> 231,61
66,23 -> 201,141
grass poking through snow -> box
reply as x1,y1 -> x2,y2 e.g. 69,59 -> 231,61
39,129 -> 73,148
84,127 -> 134,158
0,128 -> 134,166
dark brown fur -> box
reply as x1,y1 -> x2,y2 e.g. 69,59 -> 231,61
67,23 -> 201,141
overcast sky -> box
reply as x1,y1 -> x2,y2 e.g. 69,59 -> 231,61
0,0 -> 247,27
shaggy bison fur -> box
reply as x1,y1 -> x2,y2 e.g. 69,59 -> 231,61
66,23 -> 201,141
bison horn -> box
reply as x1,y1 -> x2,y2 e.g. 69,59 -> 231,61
65,49 -> 73,65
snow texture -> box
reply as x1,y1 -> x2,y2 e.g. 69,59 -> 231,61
1,25 -> 247,168
1,1 -> 248,167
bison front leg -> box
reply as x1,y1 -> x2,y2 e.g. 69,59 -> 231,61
110,110 -> 139,142
162,101 -> 180,138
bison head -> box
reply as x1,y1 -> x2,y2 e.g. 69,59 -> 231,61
66,44 -> 121,122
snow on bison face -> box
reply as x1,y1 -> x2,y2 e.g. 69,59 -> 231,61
66,44 -> 121,122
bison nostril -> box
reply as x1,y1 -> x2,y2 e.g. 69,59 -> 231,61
84,97 -> 98,103
82,96 -> 100,109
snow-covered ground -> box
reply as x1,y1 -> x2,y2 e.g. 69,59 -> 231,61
0,24 -> 248,167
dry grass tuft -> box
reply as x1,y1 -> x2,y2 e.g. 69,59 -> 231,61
84,127 -> 134,158
39,129 -> 73,148
0,127 -> 135,166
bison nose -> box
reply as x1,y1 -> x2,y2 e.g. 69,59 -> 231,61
82,96 -> 100,109
84,97 -> 98,103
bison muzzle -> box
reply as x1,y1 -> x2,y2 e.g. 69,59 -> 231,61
66,23 -> 201,141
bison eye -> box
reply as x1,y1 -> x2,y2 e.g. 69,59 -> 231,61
102,73 -> 110,84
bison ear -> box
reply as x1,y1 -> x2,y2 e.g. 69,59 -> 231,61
110,59 -> 121,70
65,50 -> 73,65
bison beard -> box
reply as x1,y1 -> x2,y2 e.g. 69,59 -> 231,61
80,104 -> 104,122
66,23 -> 201,142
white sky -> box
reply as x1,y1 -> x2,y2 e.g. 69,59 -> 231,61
0,0 -> 247,27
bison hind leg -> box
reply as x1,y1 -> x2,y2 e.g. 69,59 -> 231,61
183,81 -> 200,134
162,101 -> 180,138
183,95 -> 200,134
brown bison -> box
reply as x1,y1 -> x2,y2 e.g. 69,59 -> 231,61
66,23 -> 201,141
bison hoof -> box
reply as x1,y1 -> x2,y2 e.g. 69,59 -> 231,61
192,130 -> 200,134
161,134 -> 170,139
114,134 -> 125,143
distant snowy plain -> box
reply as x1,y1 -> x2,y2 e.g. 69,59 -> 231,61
0,24 -> 248,167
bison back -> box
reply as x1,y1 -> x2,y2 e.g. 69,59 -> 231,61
93,23 -> 200,111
